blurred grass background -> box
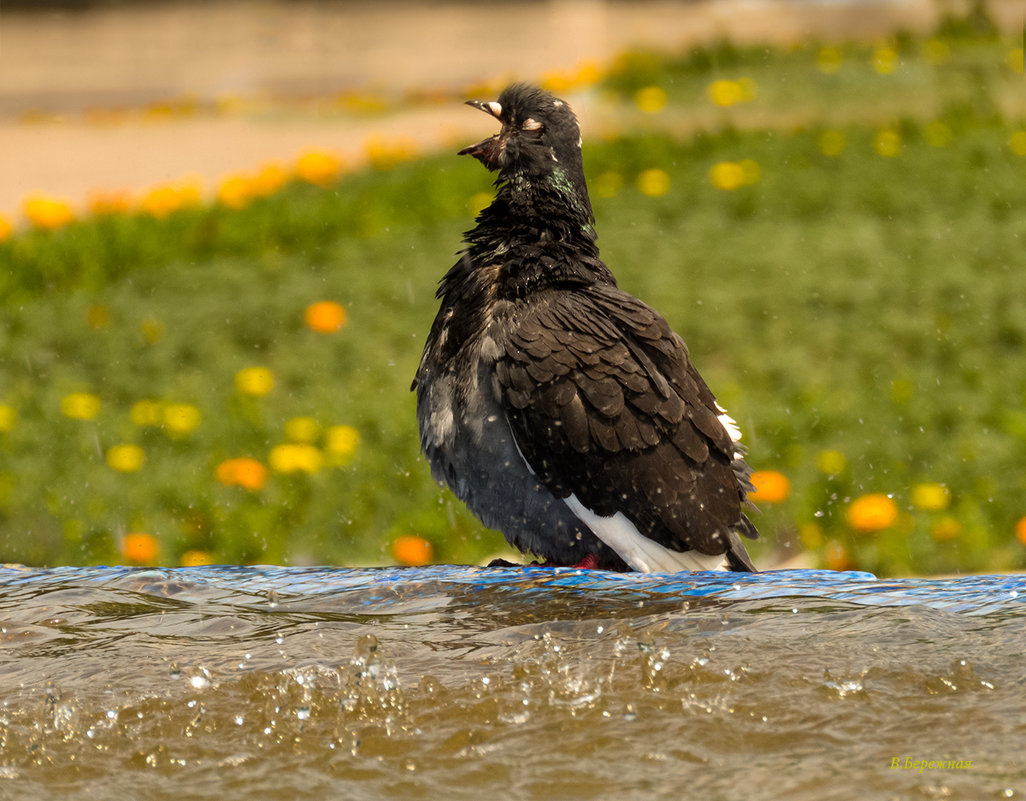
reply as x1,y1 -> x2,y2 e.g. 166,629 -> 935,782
1,5 -> 1025,575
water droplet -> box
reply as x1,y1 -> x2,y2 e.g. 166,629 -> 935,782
296,707 -> 310,721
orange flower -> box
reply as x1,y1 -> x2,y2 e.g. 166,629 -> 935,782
1015,516 -> 1026,546
392,535 -> 434,566
846,493 -> 899,533
823,540 -> 851,571
0,215 -> 12,242
216,457 -> 269,491
304,301 -> 348,333
122,532 -> 159,564
23,195 -> 75,229
749,470 -> 791,504
294,149 -> 344,186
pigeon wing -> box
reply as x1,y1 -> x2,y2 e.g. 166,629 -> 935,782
493,284 -> 757,568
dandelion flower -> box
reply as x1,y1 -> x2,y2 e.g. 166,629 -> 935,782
304,301 -> 347,334
709,161 -> 745,191
816,449 -> 847,476
706,79 -> 745,107
284,416 -> 320,443
164,403 -> 202,436
816,47 -> 843,74
235,367 -> 275,397
1007,131 -> 1026,157
252,163 -> 289,197
818,130 -> 846,157
61,392 -> 101,421
180,550 -> 214,567
846,493 -> 898,533
873,129 -> 902,158
749,470 -> 791,504
872,45 -> 898,74
0,404 -> 16,432
107,444 -> 145,472
0,215 -> 12,242
130,399 -> 164,427
910,483 -> 950,511
269,443 -> 323,474
217,173 -> 253,209
326,425 -> 360,462
593,171 -> 623,199
215,457 -> 268,491
23,195 -> 75,230
295,149 -> 344,186
391,535 -> 434,566
122,532 -> 159,564
636,168 -> 670,197
634,85 -> 667,113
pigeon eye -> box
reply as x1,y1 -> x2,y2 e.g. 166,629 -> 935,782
522,118 -> 543,132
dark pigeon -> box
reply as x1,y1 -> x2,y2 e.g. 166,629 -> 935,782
412,83 -> 758,572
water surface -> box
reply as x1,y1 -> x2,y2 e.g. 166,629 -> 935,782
1,565 -> 1023,800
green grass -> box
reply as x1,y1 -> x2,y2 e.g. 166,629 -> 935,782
2,17 -> 1025,574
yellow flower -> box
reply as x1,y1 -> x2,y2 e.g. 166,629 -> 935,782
139,176 -> 202,218
709,161 -> 745,191
593,171 -> 623,199
107,444 -> 145,472
0,404 -> 16,432
924,121 -> 953,148
61,392 -> 101,421
284,416 -> 320,443
748,470 -> 791,504
1007,131 -> 1026,157
326,425 -> 360,461
1006,48 -> 1024,74
818,130 -> 846,157
815,449 -> 847,476
634,85 -> 667,113
252,163 -> 288,196
706,79 -> 750,107
304,300 -> 348,334
122,532 -> 159,564
391,535 -> 434,566
180,549 -> 214,567
846,493 -> 898,533
636,168 -> 670,197
235,366 -> 275,397
0,215 -> 12,242
872,45 -> 898,74
364,134 -> 419,170
269,443 -> 323,474
86,190 -> 132,216
873,129 -> 902,158
130,399 -> 164,427
215,457 -> 268,491
23,195 -> 75,230
816,47 -> 843,74
164,403 -> 201,436
910,483 -> 950,511
217,173 -> 253,209
295,149 -> 344,186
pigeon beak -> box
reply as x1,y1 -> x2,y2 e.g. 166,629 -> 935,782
464,99 -> 502,119
458,99 -> 505,170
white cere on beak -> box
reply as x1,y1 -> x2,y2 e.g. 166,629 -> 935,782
486,101 -> 502,118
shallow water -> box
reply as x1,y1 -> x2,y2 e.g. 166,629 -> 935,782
1,565 -> 1023,800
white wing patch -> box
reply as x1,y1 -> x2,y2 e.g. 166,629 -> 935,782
563,494 -> 729,573
715,403 -> 744,461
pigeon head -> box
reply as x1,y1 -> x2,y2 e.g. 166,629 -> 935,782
459,84 -> 591,218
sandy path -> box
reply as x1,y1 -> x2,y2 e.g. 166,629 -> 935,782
1,0 -> 1019,221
